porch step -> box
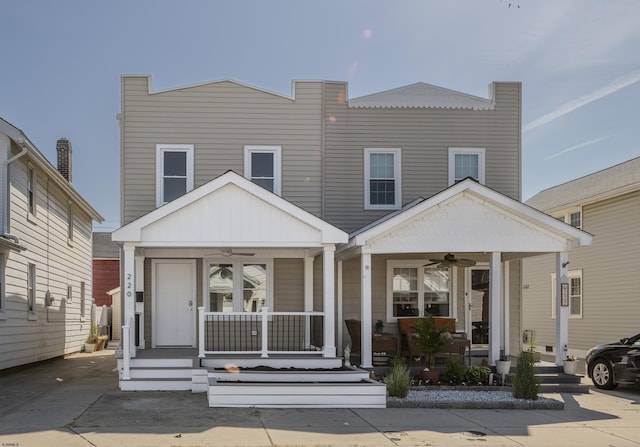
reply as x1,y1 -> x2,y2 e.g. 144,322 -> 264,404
536,373 -> 589,393
128,367 -> 193,380
120,377 -> 193,391
201,356 -> 342,370
207,368 -> 386,408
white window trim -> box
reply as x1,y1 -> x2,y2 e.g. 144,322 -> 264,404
27,263 -> 36,320
386,260 -> 453,322
551,270 -> 583,319
244,146 -> 282,195
155,144 -> 194,207
364,148 -> 402,210
205,259 -> 274,313
0,253 -> 6,320
448,147 -> 485,185
80,281 -> 86,320
554,207 -> 583,230
27,163 -> 38,223
67,201 -> 74,246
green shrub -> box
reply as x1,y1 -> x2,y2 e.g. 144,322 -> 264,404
384,357 -> 412,398
512,351 -> 540,400
463,365 -> 492,385
445,358 -> 465,385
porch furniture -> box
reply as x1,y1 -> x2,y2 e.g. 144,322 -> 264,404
397,317 -> 471,365
345,319 -> 400,364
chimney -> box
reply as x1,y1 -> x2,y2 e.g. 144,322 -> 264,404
56,138 -> 72,182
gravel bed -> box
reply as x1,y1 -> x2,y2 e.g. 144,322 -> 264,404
387,389 -> 564,409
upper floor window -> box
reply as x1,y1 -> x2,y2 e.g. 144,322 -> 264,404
555,209 -> 582,229
67,201 -> 74,243
244,146 -> 281,195
448,148 -> 485,185
156,144 -> 194,206
27,164 -> 37,217
364,148 -> 402,210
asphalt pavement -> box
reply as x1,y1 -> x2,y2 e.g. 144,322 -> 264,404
1,349 -> 639,447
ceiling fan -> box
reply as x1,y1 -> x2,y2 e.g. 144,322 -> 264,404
424,253 -> 476,268
214,248 -> 255,257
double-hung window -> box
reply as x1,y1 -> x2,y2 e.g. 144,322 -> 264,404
364,148 -> 401,210
208,261 -> 272,313
551,270 -> 582,318
244,146 -> 281,195
27,164 -> 37,218
156,144 -> 194,207
387,261 -> 451,320
27,263 -> 36,318
554,209 -> 582,229
448,148 -> 485,185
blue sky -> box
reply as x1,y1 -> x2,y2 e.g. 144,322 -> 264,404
1,1 -> 639,231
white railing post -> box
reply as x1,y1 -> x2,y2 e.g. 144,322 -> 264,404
122,321 -> 130,380
198,306 -> 205,358
261,307 -> 269,358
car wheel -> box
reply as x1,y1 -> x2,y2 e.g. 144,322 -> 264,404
591,359 -> 617,390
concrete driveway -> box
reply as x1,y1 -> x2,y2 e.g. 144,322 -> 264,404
1,349 -> 639,447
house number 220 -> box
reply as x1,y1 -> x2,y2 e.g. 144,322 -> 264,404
126,273 -> 132,297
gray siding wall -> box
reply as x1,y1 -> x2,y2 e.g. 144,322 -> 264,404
273,258 -> 304,311
121,76 -> 323,225
1,152 -> 94,370
522,191 -> 640,352
324,82 -> 521,233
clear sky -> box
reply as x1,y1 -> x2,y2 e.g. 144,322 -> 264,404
1,1 -> 639,231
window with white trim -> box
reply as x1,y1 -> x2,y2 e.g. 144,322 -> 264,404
244,146 -> 281,195
551,270 -> 582,318
208,261 -> 272,313
27,263 -> 36,316
80,281 -> 86,318
27,164 -> 37,217
156,144 -> 194,206
554,208 -> 582,229
67,201 -> 74,243
387,261 -> 451,319
448,147 -> 485,185
0,254 -> 6,318
67,284 -> 73,304
364,148 -> 402,210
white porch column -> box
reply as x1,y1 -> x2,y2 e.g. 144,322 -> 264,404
555,251 -> 570,365
123,244 -> 136,357
488,252 -> 502,365
337,260 -> 343,356
304,255 -> 314,349
503,261 -> 510,356
360,251 -> 373,368
322,245 -> 336,358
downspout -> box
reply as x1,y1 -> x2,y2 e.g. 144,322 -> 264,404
4,137 -> 28,235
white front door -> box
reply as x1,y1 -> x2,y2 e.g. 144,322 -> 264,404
153,260 -> 196,347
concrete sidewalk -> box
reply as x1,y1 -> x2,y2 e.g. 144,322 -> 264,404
1,349 -> 639,447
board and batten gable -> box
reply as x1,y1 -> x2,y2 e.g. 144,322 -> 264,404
522,190 -> 640,353
0,148 -> 95,370
323,82 -> 521,233
120,75 -> 324,225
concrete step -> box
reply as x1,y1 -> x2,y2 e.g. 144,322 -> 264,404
120,378 -> 192,391
539,382 -> 591,394
128,367 -> 193,379
536,373 -> 584,384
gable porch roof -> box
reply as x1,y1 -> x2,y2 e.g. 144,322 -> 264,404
112,171 -> 347,247
339,178 -> 592,257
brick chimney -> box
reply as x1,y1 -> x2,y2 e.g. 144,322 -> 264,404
56,138 -> 72,182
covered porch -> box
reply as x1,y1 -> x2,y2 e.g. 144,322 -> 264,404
112,171 -> 348,382
336,179 -> 593,369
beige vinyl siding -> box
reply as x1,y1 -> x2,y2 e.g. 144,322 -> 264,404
121,76 -> 323,225
523,191 -> 640,352
273,258 -> 304,311
324,82 -> 521,233
1,156 -> 94,370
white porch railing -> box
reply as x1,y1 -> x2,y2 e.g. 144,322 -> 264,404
198,307 -> 325,358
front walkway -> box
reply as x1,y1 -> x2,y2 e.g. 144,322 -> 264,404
1,349 -> 640,447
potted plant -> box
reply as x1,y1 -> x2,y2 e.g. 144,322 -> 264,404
414,315 -> 452,384
84,324 -> 98,353
495,355 -> 511,375
375,319 -> 385,334
563,354 -> 578,374
527,339 -> 541,362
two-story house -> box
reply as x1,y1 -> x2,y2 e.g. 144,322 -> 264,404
523,157 -> 640,359
0,118 -> 103,370
112,76 -> 591,406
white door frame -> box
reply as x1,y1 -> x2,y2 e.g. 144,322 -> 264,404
151,259 -> 197,348
464,263 -> 489,346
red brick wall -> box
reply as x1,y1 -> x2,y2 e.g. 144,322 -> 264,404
93,259 -> 120,307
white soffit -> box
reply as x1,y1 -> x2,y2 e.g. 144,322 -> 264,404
113,171 -> 347,246
353,180 -> 592,254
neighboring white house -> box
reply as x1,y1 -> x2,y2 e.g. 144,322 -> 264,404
111,76 -> 592,405
0,118 -> 103,370
523,157 -> 640,359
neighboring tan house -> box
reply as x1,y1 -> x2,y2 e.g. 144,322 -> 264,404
523,157 -> 640,359
0,118 -> 104,370
92,231 -> 120,307
112,76 -> 591,406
